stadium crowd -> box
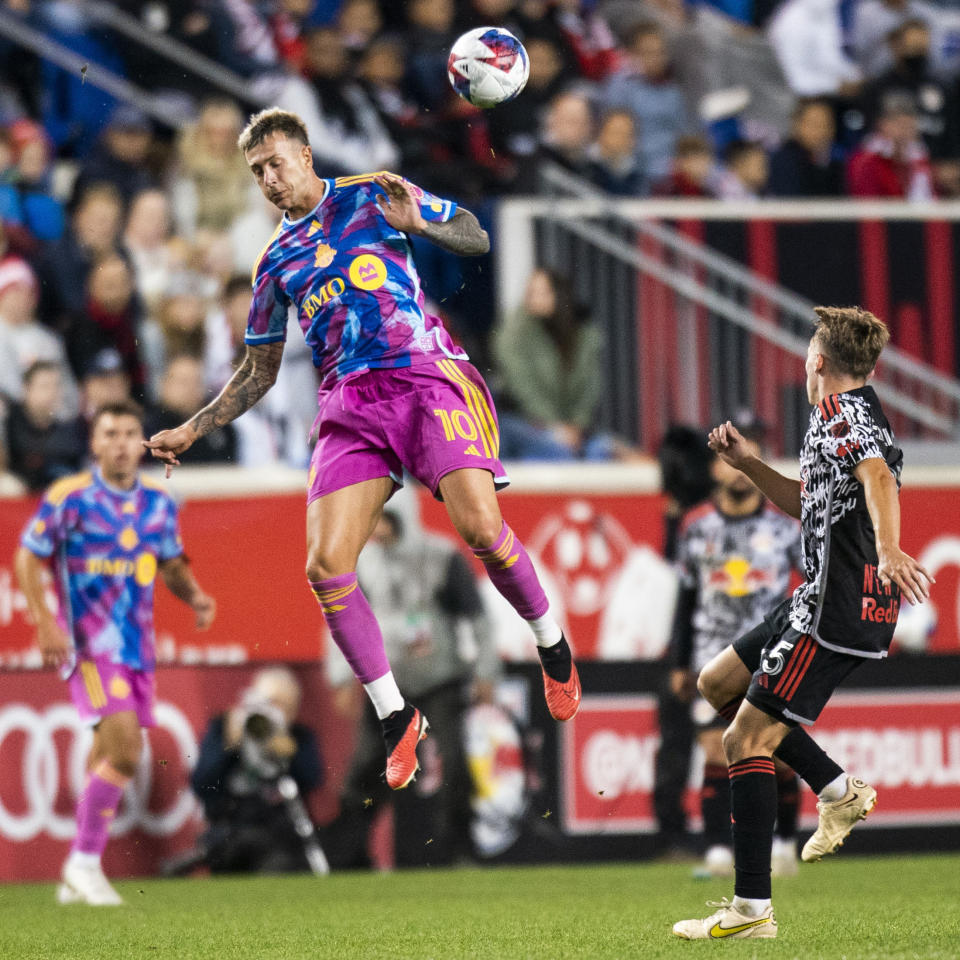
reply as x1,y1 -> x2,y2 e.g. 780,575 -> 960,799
2,0 -> 960,489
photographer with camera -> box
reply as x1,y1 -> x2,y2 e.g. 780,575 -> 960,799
189,667 -> 326,874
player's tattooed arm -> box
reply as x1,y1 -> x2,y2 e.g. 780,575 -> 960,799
189,341 -> 284,437
144,341 -> 284,474
418,208 -> 490,256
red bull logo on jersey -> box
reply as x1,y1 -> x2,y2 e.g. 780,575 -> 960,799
861,562 -> 900,623
302,277 -> 346,319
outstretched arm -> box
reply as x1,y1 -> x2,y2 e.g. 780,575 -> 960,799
144,341 -> 284,474
373,173 -> 490,255
708,421 -> 802,519
854,457 -> 933,605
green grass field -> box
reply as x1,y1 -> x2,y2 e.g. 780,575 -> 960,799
1,854 -> 958,960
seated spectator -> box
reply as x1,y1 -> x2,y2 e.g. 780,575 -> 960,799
518,90 -> 596,191
278,26 -> 399,176
146,353 -> 237,464
602,21 -> 693,183
170,98 -> 255,237
767,0 -> 861,97
338,0 -> 383,54
856,20 -> 960,193
205,0 -> 282,79
652,134 -> 718,197
587,109 -> 646,195
6,360 -> 86,491
0,120 -> 65,242
38,183 -> 125,329
404,0 -> 459,112
0,257 -> 78,415
847,91 -> 936,198
492,267 -> 614,461
64,252 -> 146,400
123,188 -> 175,313
715,140 -> 769,199
768,98 -> 846,197
79,347 -> 132,423
72,105 -> 157,207
551,0 -> 622,81
268,0 -> 315,71
189,667 -> 324,874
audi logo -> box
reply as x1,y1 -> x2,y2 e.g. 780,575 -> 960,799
0,701 -> 199,842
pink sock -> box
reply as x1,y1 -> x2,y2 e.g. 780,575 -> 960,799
71,760 -> 130,856
473,522 -> 549,620
310,573 -> 390,683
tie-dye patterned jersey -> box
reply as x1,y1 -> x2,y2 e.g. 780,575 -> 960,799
244,172 -> 469,389
20,469 -> 184,675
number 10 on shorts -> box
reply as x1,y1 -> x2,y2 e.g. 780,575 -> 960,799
433,407 -> 479,443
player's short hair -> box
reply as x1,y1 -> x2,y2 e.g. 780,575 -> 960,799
812,306 -> 890,379
90,399 -> 145,432
237,107 -> 309,154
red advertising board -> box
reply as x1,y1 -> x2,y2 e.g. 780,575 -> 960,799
561,690 -> 960,835
2,476 -> 960,665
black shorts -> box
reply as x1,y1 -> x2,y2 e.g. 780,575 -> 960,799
732,599 -> 865,727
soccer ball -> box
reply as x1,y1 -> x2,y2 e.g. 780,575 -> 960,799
447,27 -> 530,109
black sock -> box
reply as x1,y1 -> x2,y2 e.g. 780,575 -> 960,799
773,727 -> 843,795
775,768 -> 800,840
717,696 -> 742,725
537,635 -> 572,682
701,763 -> 732,848
729,756 -> 777,900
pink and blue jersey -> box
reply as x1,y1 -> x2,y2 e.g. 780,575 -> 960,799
245,172 -> 468,389
20,469 -> 184,675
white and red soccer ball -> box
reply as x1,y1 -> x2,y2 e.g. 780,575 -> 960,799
447,27 -> 530,109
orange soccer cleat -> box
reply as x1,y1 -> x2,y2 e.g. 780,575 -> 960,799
538,635 -> 581,721
382,704 -> 429,790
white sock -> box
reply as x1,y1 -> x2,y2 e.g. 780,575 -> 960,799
66,850 -> 100,869
818,773 -> 849,803
732,896 -> 771,917
527,613 -> 562,648
363,671 -> 404,720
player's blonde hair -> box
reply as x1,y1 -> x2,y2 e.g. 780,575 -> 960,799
812,306 -> 890,379
237,107 -> 309,154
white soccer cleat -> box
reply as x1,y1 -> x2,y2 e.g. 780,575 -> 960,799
771,836 -> 799,877
693,844 -> 734,879
801,776 -> 877,862
58,858 -> 124,906
673,899 -> 777,940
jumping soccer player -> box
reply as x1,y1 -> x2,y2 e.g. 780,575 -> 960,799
15,401 -> 215,906
669,422 -> 803,879
144,108 -> 580,792
673,307 -> 933,940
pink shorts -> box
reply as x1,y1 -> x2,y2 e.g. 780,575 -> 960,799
307,359 -> 509,502
68,658 -> 156,729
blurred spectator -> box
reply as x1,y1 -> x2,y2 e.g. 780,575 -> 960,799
847,91 -> 936,198
190,667 -> 324,874
404,0 -> 459,112
145,353 -> 237,463
585,109 -> 646,195
268,0 -> 315,70
856,20 -> 960,191
79,347 -> 132,423
551,0 -> 622,81
602,21 -> 693,183
652,134 -> 718,197
65,252 -> 146,400
38,183 -> 124,327
6,360 -> 86,491
519,90 -> 596,191
768,98 -> 846,197
715,140 -> 769,200
323,509 -> 500,869
492,266 -> 613,460
767,0 -> 861,97
72,105 -> 156,206
338,0 -> 383,53
0,256 -> 78,414
0,119 -> 65,242
278,27 -> 399,176
205,0 -> 282,79
123,188 -> 175,313
170,99 -> 255,237
849,0 -> 960,81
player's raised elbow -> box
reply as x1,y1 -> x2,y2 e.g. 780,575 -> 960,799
474,228 -> 491,255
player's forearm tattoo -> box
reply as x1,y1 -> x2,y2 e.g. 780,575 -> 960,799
418,208 -> 490,256
188,342 -> 284,437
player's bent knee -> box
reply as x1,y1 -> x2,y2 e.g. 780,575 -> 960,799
454,510 -> 503,551
305,554 -> 354,583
